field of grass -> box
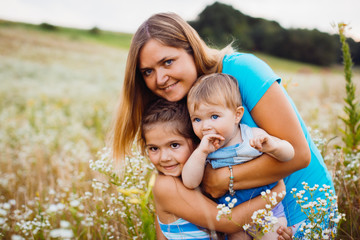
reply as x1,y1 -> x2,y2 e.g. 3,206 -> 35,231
0,22 -> 359,239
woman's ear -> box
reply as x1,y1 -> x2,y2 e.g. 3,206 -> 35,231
235,106 -> 244,124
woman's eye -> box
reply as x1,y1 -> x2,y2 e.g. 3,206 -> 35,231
211,115 -> 219,120
164,59 -> 173,66
170,143 -> 180,149
193,118 -> 201,122
143,69 -> 152,76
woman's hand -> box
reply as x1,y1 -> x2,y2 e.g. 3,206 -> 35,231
277,226 -> 293,240
201,164 -> 229,198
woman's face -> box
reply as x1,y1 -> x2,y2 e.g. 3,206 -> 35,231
139,39 -> 198,102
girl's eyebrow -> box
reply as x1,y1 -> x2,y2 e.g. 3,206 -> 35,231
145,144 -> 156,148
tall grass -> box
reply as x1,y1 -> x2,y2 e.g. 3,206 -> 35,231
333,23 -> 360,239
0,22 -> 359,239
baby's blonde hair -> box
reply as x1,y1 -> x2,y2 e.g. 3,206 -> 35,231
187,73 -> 242,113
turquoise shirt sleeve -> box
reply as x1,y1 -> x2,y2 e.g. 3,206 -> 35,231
222,52 -> 280,127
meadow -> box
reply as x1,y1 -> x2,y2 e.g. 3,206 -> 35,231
0,23 -> 359,239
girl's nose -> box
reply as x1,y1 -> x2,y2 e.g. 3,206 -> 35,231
159,149 -> 170,162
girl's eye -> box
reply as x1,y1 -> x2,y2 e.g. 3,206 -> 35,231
143,69 -> 152,76
148,146 -> 158,152
164,59 -> 173,66
194,118 -> 201,122
211,115 -> 219,120
170,143 -> 180,149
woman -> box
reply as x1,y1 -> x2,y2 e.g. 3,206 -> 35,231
110,12 -> 334,238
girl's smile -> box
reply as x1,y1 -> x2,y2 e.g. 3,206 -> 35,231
144,122 -> 195,177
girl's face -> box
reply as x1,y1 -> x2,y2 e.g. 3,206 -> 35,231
144,123 -> 195,177
139,39 -> 198,102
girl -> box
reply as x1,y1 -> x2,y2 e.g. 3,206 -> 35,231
110,12 -> 334,237
141,98 -> 287,239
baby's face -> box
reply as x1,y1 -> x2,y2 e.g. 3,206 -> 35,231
189,103 -> 242,148
144,123 -> 195,177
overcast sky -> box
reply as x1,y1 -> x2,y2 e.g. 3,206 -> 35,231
1,0 -> 359,41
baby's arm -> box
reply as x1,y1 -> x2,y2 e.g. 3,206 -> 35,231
250,128 -> 294,162
182,134 -> 224,189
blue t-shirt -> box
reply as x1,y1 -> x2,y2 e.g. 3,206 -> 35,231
222,52 -> 334,226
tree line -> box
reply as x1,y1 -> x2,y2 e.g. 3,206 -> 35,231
189,2 -> 360,66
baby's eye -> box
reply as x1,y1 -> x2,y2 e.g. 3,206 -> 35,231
211,115 -> 219,120
193,118 -> 201,122
142,69 -> 152,76
170,143 -> 180,149
164,59 -> 173,66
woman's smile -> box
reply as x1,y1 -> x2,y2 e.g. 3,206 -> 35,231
139,39 -> 197,102
160,81 -> 179,92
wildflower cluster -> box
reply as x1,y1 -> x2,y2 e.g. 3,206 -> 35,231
216,190 -> 285,239
291,182 -> 345,239
90,147 -> 157,239
244,190 -> 286,239
216,196 -> 237,221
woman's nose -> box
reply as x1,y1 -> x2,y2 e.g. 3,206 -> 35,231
156,68 -> 169,86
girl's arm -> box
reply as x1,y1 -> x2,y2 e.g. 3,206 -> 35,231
153,174 -> 286,234
155,218 -> 167,240
201,82 -> 310,198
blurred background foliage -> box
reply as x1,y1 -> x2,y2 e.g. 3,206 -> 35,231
189,1 -> 360,67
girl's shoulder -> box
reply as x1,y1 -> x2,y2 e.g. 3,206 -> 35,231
153,174 -> 183,199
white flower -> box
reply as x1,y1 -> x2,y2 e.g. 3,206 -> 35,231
225,196 -> 231,202
50,229 -> 74,239
70,200 -> 80,207
0,209 -> 7,216
11,235 -> 25,240
60,220 -> 71,228
243,224 -> 250,231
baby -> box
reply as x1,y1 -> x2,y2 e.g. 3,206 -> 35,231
182,73 -> 294,239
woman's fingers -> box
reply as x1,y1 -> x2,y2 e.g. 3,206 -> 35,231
277,226 -> 293,240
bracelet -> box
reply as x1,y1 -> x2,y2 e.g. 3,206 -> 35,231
228,166 -> 235,196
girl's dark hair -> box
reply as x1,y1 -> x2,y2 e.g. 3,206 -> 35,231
140,98 -> 199,153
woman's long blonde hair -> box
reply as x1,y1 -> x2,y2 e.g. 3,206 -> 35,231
110,12 -> 232,161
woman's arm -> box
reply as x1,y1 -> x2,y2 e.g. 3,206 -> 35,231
153,174 -> 286,234
202,82 -> 311,198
